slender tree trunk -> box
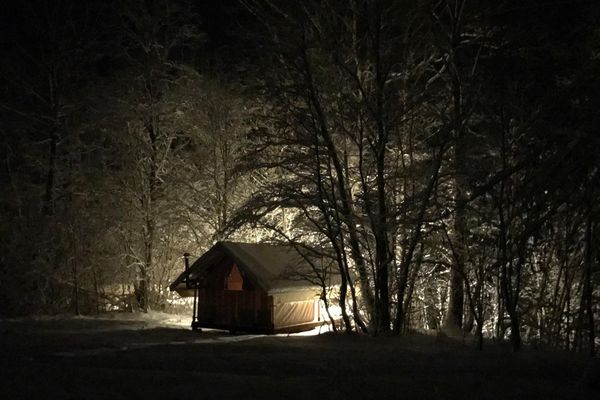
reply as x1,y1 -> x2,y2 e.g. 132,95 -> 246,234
502,257 -> 523,352
338,264 -> 353,332
93,265 -> 100,315
442,0 -> 467,335
445,132 -> 466,332
549,248 -> 565,346
582,212 -> 595,357
565,278 -> 572,351
495,272 -> 503,340
43,129 -> 57,216
314,136 -> 353,333
321,287 -> 338,333
72,258 -> 80,315
402,244 -> 424,323
509,308 -> 522,351
140,214 -> 153,313
476,319 -> 484,350
463,304 -> 474,333
373,6 -> 391,333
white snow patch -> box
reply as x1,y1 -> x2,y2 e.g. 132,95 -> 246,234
275,323 -> 335,337
3,311 -> 190,328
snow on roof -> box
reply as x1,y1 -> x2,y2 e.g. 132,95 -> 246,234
170,241 -> 329,293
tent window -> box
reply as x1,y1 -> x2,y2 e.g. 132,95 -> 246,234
225,263 -> 243,291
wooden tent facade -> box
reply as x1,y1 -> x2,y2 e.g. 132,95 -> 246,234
170,242 -> 324,333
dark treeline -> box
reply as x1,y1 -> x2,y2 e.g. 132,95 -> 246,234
0,0 -> 598,354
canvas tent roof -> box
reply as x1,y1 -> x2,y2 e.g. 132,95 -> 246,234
170,241 -> 328,294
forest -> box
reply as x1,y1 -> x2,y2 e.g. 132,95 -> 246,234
0,0 -> 598,356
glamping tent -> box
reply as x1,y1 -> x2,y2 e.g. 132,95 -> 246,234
170,241 -> 327,333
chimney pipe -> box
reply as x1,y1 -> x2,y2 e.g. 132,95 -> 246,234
184,252 -> 191,288
183,252 -> 190,271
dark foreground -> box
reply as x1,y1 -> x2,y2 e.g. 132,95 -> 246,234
1,317 -> 598,400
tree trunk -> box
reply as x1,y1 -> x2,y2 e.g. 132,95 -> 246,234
444,267 -> 464,332
321,287 -> 338,333
140,234 -> 152,313
441,0 -> 468,335
72,258 -> 80,315
93,265 -> 100,315
509,309 -> 521,352
476,319 -> 484,350
43,129 -> 57,216
445,136 -> 467,332
462,301 -> 474,333
582,212 -> 595,357
338,265 -> 353,333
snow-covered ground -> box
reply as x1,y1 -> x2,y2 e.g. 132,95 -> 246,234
1,314 -> 598,400
1,312 -> 333,358
2,310 -> 191,330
